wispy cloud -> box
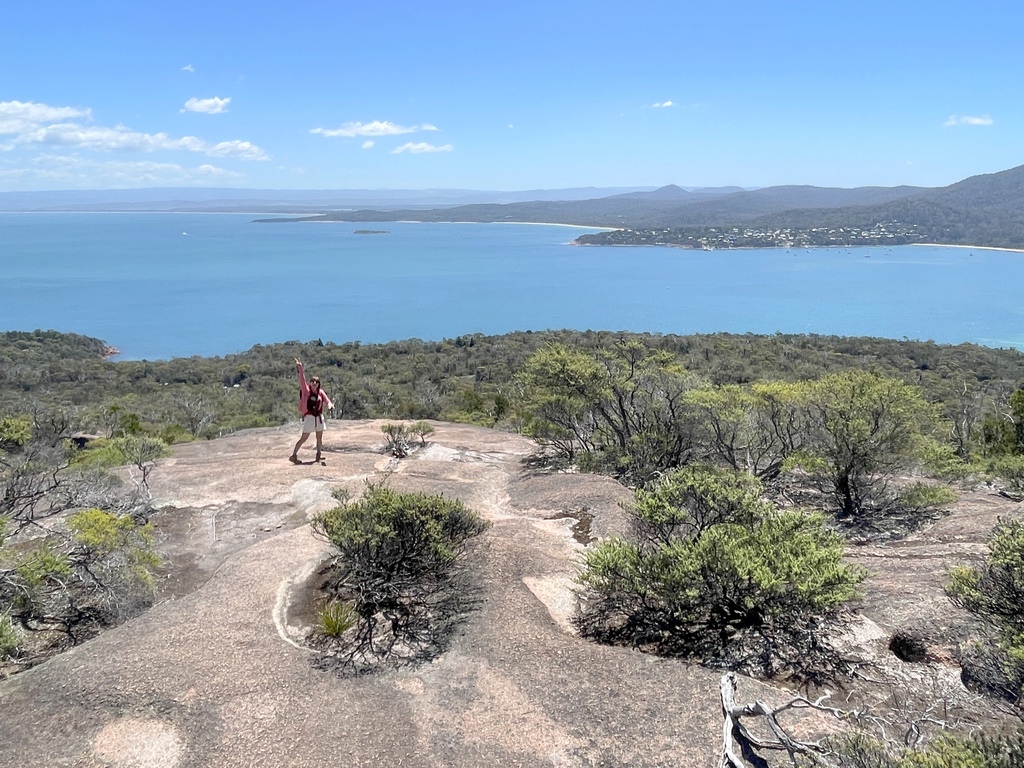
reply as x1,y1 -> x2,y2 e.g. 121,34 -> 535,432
0,99 -> 267,160
16,123 -> 208,152
311,120 -> 438,138
181,64 -> 195,73
651,100 -> 674,108
361,140 -> 375,149
182,96 -> 231,114
206,140 -> 268,160
391,142 -> 452,154
0,101 -> 92,125
944,114 -> 993,127
0,101 -> 94,139
0,153 -> 242,185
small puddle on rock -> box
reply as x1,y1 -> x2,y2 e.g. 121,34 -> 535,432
546,507 -> 595,545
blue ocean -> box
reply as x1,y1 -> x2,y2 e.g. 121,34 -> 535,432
2,212 -> 1022,360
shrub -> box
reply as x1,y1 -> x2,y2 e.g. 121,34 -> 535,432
409,421 -> 435,445
899,731 -> 1024,768
947,517 -> 1024,707
818,730 -> 1024,768
67,508 -> 160,595
1,507 -> 158,655
311,484 -> 488,672
985,455 -> 1024,498
575,468 -> 865,677
381,422 -> 411,457
896,482 -> 958,517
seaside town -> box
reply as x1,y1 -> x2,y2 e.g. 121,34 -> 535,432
576,220 -> 926,249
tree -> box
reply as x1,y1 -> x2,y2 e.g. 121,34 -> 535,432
575,467 -> 864,677
685,381 -> 808,481
1,411 -> 78,533
518,339 -> 698,482
310,485 -> 487,672
172,390 -> 214,437
798,371 -> 938,521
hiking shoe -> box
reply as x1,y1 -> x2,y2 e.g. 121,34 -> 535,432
288,454 -> 300,464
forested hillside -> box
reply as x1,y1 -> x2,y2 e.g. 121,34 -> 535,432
3,329 -> 1024,446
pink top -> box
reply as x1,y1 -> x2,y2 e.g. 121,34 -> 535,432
297,363 -> 334,416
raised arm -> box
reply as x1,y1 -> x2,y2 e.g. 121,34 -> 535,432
295,357 -> 309,397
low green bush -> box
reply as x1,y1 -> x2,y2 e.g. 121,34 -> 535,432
311,484 -> 487,671
575,467 -> 865,677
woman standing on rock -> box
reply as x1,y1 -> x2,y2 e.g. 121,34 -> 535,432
289,357 -> 334,464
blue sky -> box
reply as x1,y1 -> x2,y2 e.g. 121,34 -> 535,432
1,0 -> 1021,192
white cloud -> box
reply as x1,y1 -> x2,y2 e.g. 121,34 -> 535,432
362,140 -> 375,149
181,64 -> 195,72
944,114 -> 993,127
0,100 -> 92,133
0,153 -> 243,186
391,142 -> 453,154
206,140 -> 268,160
311,120 -> 439,138
0,100 -> 268,160
182,96 -> 231,114
18,123 -> 209,152
195,163 -> 233,176
651,100 -> 674,108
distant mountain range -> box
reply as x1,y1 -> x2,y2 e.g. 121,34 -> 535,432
0,186 -> 676,212
5,166 -> 1023,249
0,185 -> 749,212
251,164 -> 1024,250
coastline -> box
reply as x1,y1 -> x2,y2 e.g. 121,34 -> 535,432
302,218 -> 612,231
912,243 -> 1024,254
575,240 -> 1024,253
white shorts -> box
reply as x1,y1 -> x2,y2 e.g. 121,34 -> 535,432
302,414 -> 326,433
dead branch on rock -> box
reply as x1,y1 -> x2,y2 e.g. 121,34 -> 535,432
718,671 -> 982,768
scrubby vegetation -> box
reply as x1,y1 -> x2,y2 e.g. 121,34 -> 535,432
947,518 -> 1024,711
4,325 -> 1024,762
309,485 -> 487,673
4,329 -> 1024,463
575,465 -> 866,678
0,410 -> 163,672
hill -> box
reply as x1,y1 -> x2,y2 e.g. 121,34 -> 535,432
261,164 -> 1024,249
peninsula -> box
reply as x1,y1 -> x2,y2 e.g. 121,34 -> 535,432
253,163 -> 1024,252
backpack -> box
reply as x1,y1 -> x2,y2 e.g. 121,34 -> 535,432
306,391 -> 322,417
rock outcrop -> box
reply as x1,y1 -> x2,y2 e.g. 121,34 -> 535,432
0,420 -> 1018,767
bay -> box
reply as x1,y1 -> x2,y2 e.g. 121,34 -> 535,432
1,212 -> 1022,360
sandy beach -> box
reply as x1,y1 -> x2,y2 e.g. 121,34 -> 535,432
913,242 -> 1024,253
